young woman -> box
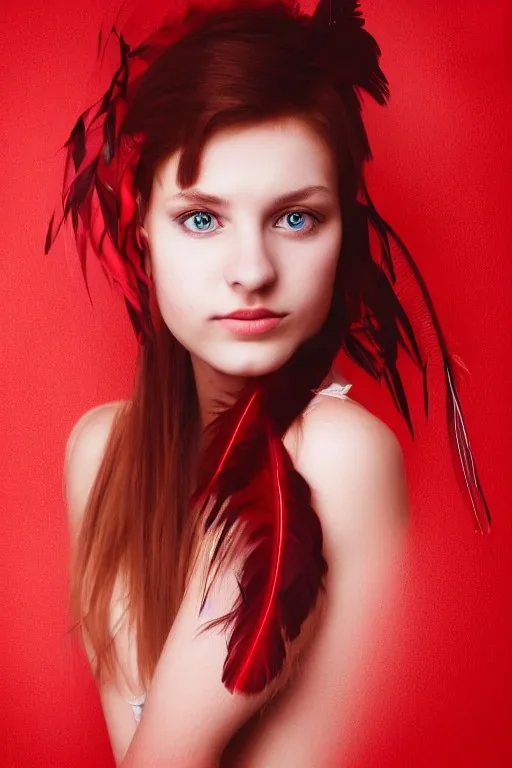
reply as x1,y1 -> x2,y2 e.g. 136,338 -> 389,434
47,0 -> 491,765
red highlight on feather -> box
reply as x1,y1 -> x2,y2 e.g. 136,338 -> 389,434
197,391 -> 259,511
232,430 -> 285,692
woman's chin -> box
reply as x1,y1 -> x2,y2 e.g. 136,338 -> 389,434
210,349 -> 295,380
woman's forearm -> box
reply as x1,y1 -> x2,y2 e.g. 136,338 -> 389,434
119,728 -> 221,768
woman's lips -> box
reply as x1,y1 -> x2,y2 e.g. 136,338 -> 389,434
217,316 -> 284,335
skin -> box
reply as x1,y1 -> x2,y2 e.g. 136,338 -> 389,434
141,116 -> 343,425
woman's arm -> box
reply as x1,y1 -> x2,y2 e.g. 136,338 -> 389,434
66,397 -> 407,767
121,397 -> 408,767
65,404 -> 293,767
119,532 -> 280,766
65,403 -> 230,767
284,396 -> 409,764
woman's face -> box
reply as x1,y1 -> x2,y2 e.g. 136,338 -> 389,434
143,117 -> 342,381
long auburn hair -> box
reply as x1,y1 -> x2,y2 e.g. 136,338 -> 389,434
56,0 -> 491,695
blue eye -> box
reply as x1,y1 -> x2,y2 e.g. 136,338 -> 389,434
276,211 -> 320,234
176,209 -> 321,235
180,211 -> 218,233
280,212 -> 307,231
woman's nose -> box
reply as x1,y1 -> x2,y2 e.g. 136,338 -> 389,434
224,234 -> 277,293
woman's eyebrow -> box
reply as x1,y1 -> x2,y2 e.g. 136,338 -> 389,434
166,185 -> 332,208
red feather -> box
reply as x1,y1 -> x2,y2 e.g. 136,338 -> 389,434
191,384 -> 327,695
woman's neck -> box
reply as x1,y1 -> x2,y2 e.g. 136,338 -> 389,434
191,356 -> 344,430
191,356 -> 247,429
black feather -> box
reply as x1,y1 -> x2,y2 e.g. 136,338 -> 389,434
102,110 -> 116,164
63,159 -> 99,216
64,115 -> 86,171
44,212 -> 55,255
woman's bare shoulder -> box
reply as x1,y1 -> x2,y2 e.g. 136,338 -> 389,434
292,394 -> 408,552
298,394 -> 402,469
63,399 -> 128,546
65,399 -> 127,458
287,393 -> 398,466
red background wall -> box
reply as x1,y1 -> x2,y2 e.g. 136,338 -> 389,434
1,1 -> 510,765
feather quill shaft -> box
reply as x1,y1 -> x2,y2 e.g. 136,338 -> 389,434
230,426 -> 285,692
192,385 -> 327,695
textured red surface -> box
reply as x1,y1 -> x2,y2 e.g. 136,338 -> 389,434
0,0 -> 510,765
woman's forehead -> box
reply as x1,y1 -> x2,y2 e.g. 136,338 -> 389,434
153,118 -> 337,204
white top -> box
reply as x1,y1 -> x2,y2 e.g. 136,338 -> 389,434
124,376 -> 353,724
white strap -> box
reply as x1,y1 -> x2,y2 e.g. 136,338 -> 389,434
304,382 -> 353,416
315,382 -> 352,398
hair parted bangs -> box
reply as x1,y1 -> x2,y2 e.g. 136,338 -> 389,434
123,1 -> 362,216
